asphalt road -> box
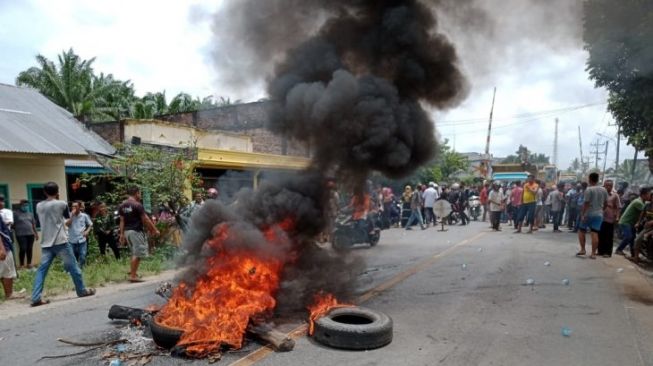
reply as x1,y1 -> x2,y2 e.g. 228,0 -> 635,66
2,221 -> 653,366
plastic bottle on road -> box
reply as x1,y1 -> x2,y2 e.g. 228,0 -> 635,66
561,326 -> 572,337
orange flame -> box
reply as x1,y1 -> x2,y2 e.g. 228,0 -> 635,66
155,220 -> 294,356
307,292 -> 353,335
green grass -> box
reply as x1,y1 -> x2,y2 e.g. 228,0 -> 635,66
1,244 -> 177,302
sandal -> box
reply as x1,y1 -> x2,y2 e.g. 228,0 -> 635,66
129,278 -> 145,283
30,299 -> 51,307
589,255 -> 596,260
79,288 -> 96,297
575,251 -> 586,256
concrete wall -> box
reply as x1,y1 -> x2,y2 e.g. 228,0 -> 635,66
0,154 -> 69,263
123,121 -> 253,152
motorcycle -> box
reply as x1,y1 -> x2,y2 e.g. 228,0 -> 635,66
468,195 -> 481,221
332,211 -> 381,250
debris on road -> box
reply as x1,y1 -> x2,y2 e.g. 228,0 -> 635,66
526,278 -> 535,286
561,327 -> 572,337
544,261 -> 551,267
617,268 -> 624,273
562,279 -> 570,286
461,263 -> 467,270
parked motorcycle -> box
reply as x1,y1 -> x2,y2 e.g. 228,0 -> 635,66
468,195 -> 481,221
332,211 -> 381,250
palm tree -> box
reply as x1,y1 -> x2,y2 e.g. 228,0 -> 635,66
16,48 -> 133,122
616,159 -> 652,184
168,93 -> 200,114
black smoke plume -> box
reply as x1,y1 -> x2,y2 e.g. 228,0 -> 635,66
179,0 -> 467,312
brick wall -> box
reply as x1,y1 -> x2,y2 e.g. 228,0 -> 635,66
89,121 -> 122,144
158,102 -> 310,157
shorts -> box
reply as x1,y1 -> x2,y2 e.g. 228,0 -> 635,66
0,251 -> 17,279
579,215 -> 603,233
125,230 -> 148,258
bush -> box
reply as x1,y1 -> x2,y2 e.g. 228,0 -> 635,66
0,244 -> 177,302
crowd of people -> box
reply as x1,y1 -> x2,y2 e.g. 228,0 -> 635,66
360,173 -> 653,264
0,183 -> 177,305
472,172 -> 653,262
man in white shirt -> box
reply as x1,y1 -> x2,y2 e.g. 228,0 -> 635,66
422,182 -> 439,227
0,195 -> 14,229
488,182 -> 504,231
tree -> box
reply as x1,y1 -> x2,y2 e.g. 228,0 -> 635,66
502,145 -> 550,165
414,139 -> 469,183
16,49 -> 245,122
16,48 -> 134,122
584,0 -> 653,174
569,158 -> 581,172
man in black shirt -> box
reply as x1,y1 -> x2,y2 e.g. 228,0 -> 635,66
119,186 -> 159,282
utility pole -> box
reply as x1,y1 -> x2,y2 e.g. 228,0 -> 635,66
578,126 -> 585,173
602,141 -> 609,180
483,87 -> 497,179
553,118 -> 559,167
632,149 -> 639,182
615,124 -> 621,171
590,139 -> 607,171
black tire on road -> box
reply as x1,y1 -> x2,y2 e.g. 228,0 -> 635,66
313,306 -> 393,350
150,318 -> 184,349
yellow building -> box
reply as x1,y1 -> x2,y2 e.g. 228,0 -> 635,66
0,83 -> 115,261
98,118 -> 311,194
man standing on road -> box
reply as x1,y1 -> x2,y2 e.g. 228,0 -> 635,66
598,180 -> 621,257
480,182 -> 489,222
550,183 -> 564,233
488,182 -> 504,231
515,175 -> 538,234
422,182 -> 438,227
66,201 -> 92,268
119,186 -> 160,283
510,182 -> 523,229
31,182 -> 95,307
576,173 -> 608,259
566,184 -> 579,230
615,187 -> 651,256
405,184 -> 426,230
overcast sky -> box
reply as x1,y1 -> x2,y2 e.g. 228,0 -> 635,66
0,0 -> 635,170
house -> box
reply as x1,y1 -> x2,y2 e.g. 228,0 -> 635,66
90,103 -> 311,194
0,83 -> 115,225
459,152 -> 505,178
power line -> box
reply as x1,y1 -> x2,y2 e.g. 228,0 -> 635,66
437,102 -> 606,126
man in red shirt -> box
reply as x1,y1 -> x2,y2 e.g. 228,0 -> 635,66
480,182 -> 489,222
510,181 -> 524,229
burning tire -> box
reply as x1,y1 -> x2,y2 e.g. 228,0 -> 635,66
312,306 -> 392,350
150,318 -> 184,349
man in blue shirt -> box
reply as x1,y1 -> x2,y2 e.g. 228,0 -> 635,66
66,201 -> 93,268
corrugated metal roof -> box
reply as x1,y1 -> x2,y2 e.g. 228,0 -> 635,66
64,159 -> 104,168
0,84 -> 115,156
